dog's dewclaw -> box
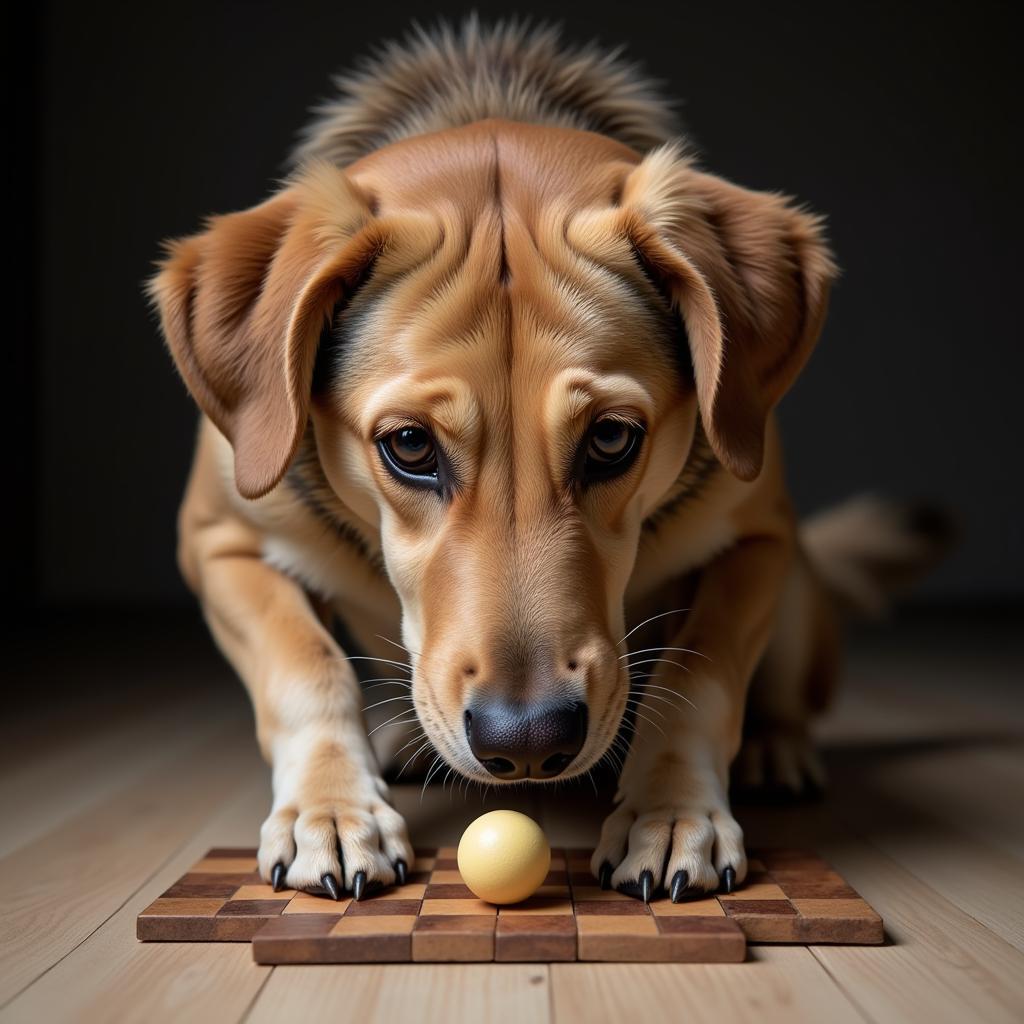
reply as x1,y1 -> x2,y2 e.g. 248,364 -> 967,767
271,862 -> 286,893
321,873 -> 341,901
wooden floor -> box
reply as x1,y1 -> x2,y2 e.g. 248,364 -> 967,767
1,610 -> 1021,1023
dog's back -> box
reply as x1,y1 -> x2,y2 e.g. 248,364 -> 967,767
294,18 -> 679,168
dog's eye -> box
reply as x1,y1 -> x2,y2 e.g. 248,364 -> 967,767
584,417 -> 644,481
381,427 -> 438,477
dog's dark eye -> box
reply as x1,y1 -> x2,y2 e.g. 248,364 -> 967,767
584,418 -> 644,481
381,427 -> 438,477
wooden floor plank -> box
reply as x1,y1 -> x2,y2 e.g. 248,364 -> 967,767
0,720 -> 264,1006
742,804 -> 1024,1024
550,946 -> 866,1024
1,771 -> 271,1024
248,964 -> 551,1024
0,691 -> 238,859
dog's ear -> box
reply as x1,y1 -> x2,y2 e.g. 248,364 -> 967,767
621,149 -> 837,481
147,164 -> 383,499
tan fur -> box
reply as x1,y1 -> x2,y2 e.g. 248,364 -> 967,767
150,23 -> 850,895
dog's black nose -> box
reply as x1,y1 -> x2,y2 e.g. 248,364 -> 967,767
464,699 -> 587,780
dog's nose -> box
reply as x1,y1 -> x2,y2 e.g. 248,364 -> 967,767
464,699 -> 587,780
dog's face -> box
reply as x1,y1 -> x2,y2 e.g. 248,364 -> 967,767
151,121 -> 833,784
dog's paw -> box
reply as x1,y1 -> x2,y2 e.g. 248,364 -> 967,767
257,734 -> 414,899
732,728 -> 825,803
591,800 -> 747,902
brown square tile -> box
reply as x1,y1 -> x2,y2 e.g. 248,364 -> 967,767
412,915 -> 495,962
216,900 -> 286,917
649,898 -> 725,917
282,893 -> 352,914
498,897 -> 573,916
574,900 -> 650,916
424,883 -> 476,899
496,915 -> 576,962
345,899 -> 422,916
421,899 -> 496,916
723,900 -> 797,917
232,885 -> 295,901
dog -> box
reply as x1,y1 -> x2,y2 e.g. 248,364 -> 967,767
149,20 -> 948,903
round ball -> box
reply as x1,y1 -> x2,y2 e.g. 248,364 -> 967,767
457,810 -> 551,905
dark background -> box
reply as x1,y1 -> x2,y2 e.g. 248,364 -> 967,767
13,0 -> 1022,612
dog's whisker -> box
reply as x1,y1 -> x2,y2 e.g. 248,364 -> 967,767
624,698 -> 666,720
344,655 -> 412,674
360,678 -> 413,690
616,608 -> 690,647
373,633 -> 422,659
362,694 -> 415,713
395,737 -> 433,779
420,754 -> 448,803
622,657 -> 692,675
628,689 -> 691,713
629,682 -> 699,711
631,711 -> 666,737
367,708 -> 420,737
618,645 -> 710,662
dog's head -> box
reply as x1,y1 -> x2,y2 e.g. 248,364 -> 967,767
150,121 -> 833,784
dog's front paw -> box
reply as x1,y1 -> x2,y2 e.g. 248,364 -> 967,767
257,732 -> 414,899
591,783 -> 747,902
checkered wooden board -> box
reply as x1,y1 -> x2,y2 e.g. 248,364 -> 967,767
137,846 -> 882,963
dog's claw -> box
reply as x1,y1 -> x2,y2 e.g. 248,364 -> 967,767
394,859 -> 408,886
321,873 -> 341,901
640,869 -> 654,904
353,870 -> 367,901
616,870 -> 656,902
670,869 -> 689,903
599,861 -> 613,890
721,865 -> 737,895
271,862 -> 286,893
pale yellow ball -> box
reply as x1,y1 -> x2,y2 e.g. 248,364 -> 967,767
457,810 -> 551,905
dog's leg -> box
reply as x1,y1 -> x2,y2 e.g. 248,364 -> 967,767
733,550 -> 838,799
593,530 -> 792,899
179,442 -> 412,896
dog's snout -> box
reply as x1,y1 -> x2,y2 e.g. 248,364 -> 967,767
464,698 -> 587,780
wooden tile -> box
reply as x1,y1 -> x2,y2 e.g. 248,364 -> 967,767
344,899 -> 422,916
498,897 -> 573,916
577,916 -> 658,936
720,882 -> 788,900
420,899 -> 496,916
496,915 -> 576,962
216,900 -> 286,917
649,898 -> 726,917
252,915 -> 343,964
428,870 -> 464,884
322,915 -> 416,962
231,885 -> 295,901
412,915 -> 495,962
372,883 -> 427,900
570,886 -> 632,901
574,900 -> 649,915
282,893 -> 352,915
424,883 -> 476,899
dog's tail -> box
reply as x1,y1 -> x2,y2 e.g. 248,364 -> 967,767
293,16 -> 679,168
800,495 -> 957,618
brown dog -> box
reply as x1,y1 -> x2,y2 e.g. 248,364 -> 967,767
149,21 -> 946,903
